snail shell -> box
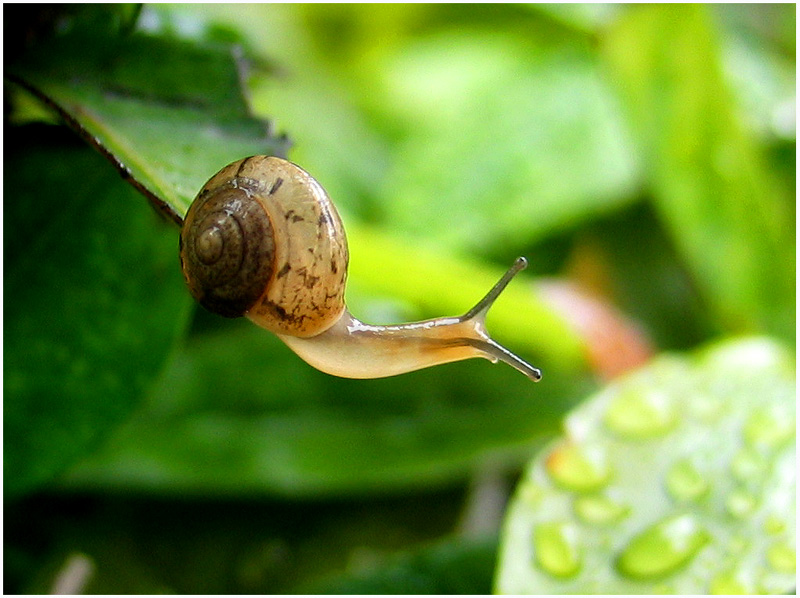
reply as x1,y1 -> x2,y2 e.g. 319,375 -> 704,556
180,156 -> 348,337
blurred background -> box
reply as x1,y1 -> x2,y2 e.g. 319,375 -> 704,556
4,4 -> 795,593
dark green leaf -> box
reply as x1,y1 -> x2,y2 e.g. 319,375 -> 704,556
7,27 -> 289,221
3,127 -> 192,497
62,321 -> 585,497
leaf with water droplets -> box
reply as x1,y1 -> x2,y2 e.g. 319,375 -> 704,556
496,337 -> 795,594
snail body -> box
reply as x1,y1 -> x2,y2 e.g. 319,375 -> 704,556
180,156 -> 541,381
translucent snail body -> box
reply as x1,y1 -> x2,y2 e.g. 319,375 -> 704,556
180,156 -> 541,381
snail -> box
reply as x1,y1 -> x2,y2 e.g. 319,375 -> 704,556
179,156 -> 541,381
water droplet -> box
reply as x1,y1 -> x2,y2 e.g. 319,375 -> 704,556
653,583 -> 674,594
604,388 -> 676,439
726,489 -> 757,519
616,514 -> 710,579
766,542 -> 795,573
533,521 -> 582,578
731,448 -> 766,484
574,494 -> 630,526
709,571 -> 751,594
687,389 -> 723,422
727,534 -> 748,555
763,515 -> 785,536
666,459 -> 709,502
545,441 -> 610,493
744,406 -> 794,451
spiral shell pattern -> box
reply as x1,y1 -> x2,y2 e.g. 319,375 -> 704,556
180,156 -> 349,337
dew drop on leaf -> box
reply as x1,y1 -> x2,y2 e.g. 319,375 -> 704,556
686,389 -> 724,422
545,441 -> 611,493
743,406 -> 794,452
532,521 -> 582,578
766,542 -> 795,574
616,514 -> 710,579
709,570 -> 752,594
604,388 -> 676,439
730,447 -> 767,485
665,459 -> 709,503
573,494 -> 630,526
725,489 -> 758,519
763,514 -> 786,536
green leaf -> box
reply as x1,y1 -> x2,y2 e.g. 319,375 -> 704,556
496,337 -> 795,594
370,30 -> 641,254
7,27 -> 289,221
601,5 -> 795,341
3,128 -> 192,498
62,321 -> 586,497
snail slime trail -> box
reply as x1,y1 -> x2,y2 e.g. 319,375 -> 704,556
180,156 -> 541,382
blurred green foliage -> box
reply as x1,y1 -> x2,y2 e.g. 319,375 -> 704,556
4,3 -> 794,594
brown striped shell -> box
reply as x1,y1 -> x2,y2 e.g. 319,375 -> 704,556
179,156 -> 349,338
